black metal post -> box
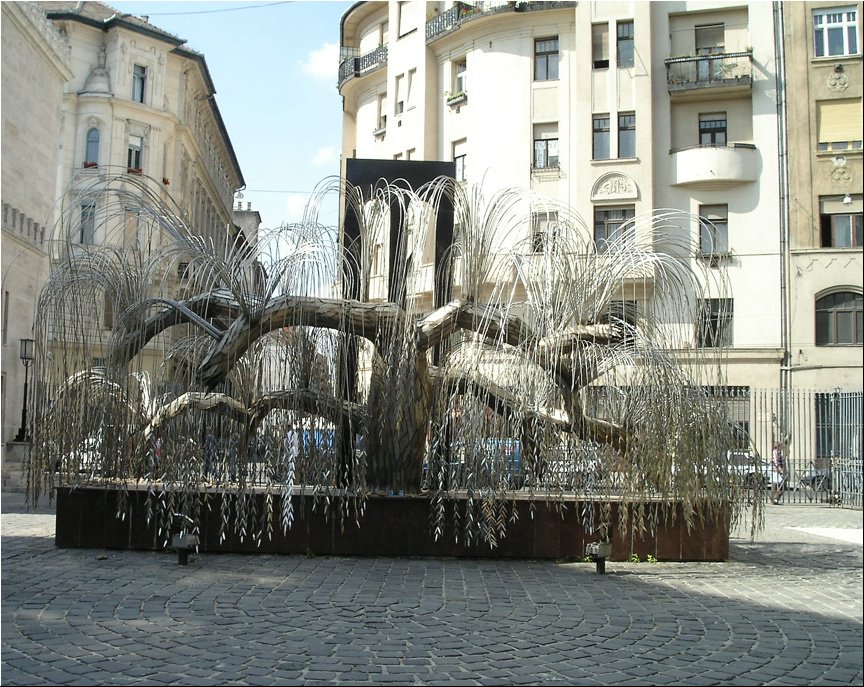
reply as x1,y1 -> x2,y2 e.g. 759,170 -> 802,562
14,339 -> 34,442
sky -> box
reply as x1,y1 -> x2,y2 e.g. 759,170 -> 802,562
111,0 -> 355,231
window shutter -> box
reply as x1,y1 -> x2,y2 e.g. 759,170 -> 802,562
817,99 -> 863,143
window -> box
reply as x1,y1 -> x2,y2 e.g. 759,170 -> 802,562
453,59 -> 467,95
533,123 -> 559,169
397,1 -> 415,37
375,93 -> 387,133
618,112 -> 635,158
817,99 -> 863,152
406,68 -> 416,109
534,37 -> 559,81
592,24 -> 609,68
616,21 -> 634,68
531,211 -> 559,253
699,204 -> 729,253
85,127 -> 100,164
127,135 -> 143,171
80,201 -> 96,244
820,196 -> 863,247
593,115 -> 610,159
395,74 -> 405,114
697,298 -> 733,347
813,7 -> 858,57
699,113 -> 727,145
132,64 -> 146,103
594,206 -> 635,253
453,139 -> 467,182
816,291 -> 863,345
695,24 -> 725,81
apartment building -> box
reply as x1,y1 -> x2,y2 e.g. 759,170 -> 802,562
337,0 -> 808,392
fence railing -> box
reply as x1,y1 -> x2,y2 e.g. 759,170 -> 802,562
738,388 -> 862,508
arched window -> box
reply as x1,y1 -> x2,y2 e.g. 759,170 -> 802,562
815,291 -> 863,345
85,128 -> 100,164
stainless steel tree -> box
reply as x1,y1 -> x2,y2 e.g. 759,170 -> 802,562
25,171 -> 760,549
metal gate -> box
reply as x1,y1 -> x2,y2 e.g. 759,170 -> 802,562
728,388 -> 863,508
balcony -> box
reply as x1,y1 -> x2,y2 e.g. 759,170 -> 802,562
338,44 -> 387,88
426,1 -> 578,43
670,144 -> 757,190
665,51 -> 753,99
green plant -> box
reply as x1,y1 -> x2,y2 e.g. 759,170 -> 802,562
304,547 -> 316,558
628,553 -> 641,563
646,554 -> 657,564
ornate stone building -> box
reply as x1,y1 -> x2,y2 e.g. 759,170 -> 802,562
2,1 -> 250,448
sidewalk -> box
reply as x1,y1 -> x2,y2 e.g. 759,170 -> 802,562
2,493 -> 862,685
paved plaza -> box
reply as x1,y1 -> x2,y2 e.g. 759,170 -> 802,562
1,492 -> 862,686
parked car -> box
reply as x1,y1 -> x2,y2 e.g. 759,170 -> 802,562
726,449 -> 773,489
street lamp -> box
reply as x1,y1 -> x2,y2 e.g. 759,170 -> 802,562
14,338 -> 35,442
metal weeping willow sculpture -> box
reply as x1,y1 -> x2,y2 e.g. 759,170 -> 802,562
25,170 -> 761,552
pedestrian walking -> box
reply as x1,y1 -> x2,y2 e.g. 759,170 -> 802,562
771,441 -> 786,504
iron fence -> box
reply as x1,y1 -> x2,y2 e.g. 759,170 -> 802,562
737,388 -> 862,508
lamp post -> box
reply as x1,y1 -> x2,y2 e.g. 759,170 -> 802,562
14,338 -> 35,442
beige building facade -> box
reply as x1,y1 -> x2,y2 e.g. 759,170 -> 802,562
781,1 -> 863,391
2,1 -> 73,446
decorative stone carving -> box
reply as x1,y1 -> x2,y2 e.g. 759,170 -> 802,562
591,172 -> 639,201
831,166 -> 852,184
827,71 -> 849,91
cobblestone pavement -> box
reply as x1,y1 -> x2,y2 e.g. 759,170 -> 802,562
2,494 -> 862,686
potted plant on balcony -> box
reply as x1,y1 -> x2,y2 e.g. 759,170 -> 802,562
83,161 -> 98,169
127,167 -> 143,175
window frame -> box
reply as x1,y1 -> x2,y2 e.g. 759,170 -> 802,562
79,200 -> 96,244
132,64 -> 146,104
452,139 -> 467,182
85,127 -> 100,165
813,7 -> 859,57
127,135 -> 143,172
699,204 -> 730,254
699,112 -> 727,146
531,210 -> 559,253
593,205 -> 635,253
815,291 -> 863,346
616,20 -> 634,68
617,112 -> 636,158
592,23 -> 609,69
820,208 -> 863,248
453,59 -> 467,95
593,114 -> 611,160
697,298 -> 734,348
534,37 -> 560,81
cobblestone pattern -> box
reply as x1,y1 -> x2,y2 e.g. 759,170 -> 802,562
2,501 -> 862,686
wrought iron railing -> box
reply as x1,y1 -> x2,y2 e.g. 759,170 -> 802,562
338,45 -> 388,87
665,51 -> 753,90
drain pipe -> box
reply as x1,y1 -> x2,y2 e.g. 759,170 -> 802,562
773,1 -> 791,397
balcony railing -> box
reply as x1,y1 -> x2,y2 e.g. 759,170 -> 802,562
426,2 -> 482,41
665,51 -> 753,94
426,1 -> 577,43
338,44 -> 388,87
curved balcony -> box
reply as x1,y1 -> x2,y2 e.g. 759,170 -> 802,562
670,144 -> 757,190
338,45 -> 388,89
